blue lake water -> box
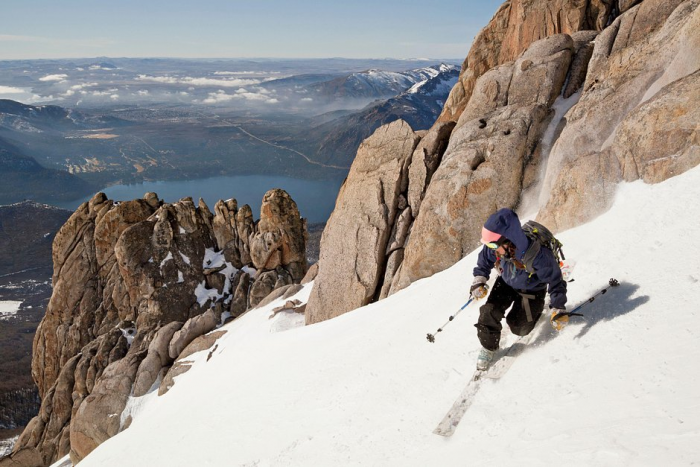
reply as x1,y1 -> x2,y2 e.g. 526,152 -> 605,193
55,175 -> 345,224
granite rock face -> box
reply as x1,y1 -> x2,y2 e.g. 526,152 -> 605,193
538,0 -> 700,231
437,0 -> 613,124
305,120 -> 420,324
390,34 -> 573,293
4,189 -> 307,466
307,0 -> 699,326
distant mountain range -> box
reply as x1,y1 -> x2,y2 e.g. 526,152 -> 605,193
305,65 -> 456,100
297,64 -> 459,166
0,99 -> 130,133
0,61 -> 459,205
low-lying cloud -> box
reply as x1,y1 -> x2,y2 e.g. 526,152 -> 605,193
214,71 -> 281,76
202,88 -> 279,104
39,74 -> 68,82
136,74 -> 261,87
0,85 -> 42,103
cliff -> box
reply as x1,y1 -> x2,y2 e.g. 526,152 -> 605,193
2,190 -> 307,466
3,0 -> 699,464
306,0 -> 699,323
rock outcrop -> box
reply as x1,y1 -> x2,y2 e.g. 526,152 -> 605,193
305,120 -> 420,324
538,0 -> 700,230
307,0 -> 699,324
390,34 -> 574,292
3,190 -> 307,466
437,0 -> 613,124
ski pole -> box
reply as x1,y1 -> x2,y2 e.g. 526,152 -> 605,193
552,278 -> 620,321
427,297 -> 474,343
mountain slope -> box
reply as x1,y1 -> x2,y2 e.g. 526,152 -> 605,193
306,65 -> 454,100
74,164 -> 700,466
299,64 -> 458,166
0,137 -> 95,205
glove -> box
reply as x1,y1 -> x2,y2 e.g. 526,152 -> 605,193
470,276 -> 489,300
550,308 -> 569,331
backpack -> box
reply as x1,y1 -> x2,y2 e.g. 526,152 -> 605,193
520,220 -> 565,276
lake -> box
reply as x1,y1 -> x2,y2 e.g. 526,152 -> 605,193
55,175 -> 345,224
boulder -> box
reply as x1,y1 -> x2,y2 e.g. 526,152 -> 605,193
132,322 -> 184,397
229,271 -> 250,318
69,350 -> 146,463
250,189 -> 307,281
539,0 -> 700,231
563,30 -> 599,98
249,268 -> 293,307
212,199 -> 243,268
301,262 -> 319,284
507,34 -> 574,107
255,283 -> 304,309
235,205 -> 254,265
168,309 -> 218,360
158,331 -> 226,396
305,120 -> 420,324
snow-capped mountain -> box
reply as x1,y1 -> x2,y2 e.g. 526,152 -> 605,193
297,64 -> 459,167
66,163 -> 700,467
0,99 -> 128,134
307,64 -> 459,100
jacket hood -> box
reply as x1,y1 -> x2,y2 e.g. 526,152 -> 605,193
483,208 -> 531,260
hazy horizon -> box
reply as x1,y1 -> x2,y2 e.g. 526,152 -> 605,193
0,55 -> 464,62
0,0 -> 503,60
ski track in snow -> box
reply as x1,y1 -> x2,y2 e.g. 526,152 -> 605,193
69,165 -> 700,467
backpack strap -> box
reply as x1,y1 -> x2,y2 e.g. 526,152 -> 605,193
520,240 -> 540,275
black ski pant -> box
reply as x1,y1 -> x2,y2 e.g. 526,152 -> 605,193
475,276 -> 547,351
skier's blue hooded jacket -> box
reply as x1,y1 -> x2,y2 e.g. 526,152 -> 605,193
473,208 -> 567,309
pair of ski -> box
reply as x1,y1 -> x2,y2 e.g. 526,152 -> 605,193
433,330 -> 537,437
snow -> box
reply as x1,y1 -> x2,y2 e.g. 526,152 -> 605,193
520,90 -> 582,218
0,300 -> 22,320
79,165 -> 700,466
202,247 -> 225,268
0,436 -> 18,458
159,251 -> 173,269
120,326 -> 136,346
49,455 -> 71,467
194,281 -> 219,306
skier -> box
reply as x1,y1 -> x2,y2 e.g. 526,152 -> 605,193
470,208 -> 568,370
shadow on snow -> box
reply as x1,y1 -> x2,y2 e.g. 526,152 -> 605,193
532,280 -> 649,346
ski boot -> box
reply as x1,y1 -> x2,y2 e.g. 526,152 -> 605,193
476,347 -> 495,371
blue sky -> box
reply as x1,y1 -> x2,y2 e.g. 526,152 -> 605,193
0,0 -> 504,60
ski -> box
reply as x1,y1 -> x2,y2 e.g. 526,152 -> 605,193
432,369 -> 486,437
433,327 -> 541,437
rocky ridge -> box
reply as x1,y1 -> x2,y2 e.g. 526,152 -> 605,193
306,0 -> 699,323
2,189 -> 307,466
3,0 -> 699,464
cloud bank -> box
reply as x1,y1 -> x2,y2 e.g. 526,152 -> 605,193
202,88 -> 279,104
39,74 -> 68,82
136,75 -> 261,87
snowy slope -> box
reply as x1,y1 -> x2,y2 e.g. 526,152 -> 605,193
308,64 -> 458,100
74,166 -> 700,467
